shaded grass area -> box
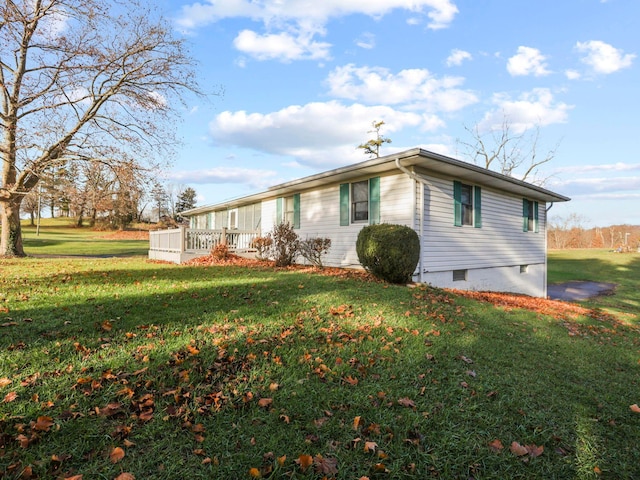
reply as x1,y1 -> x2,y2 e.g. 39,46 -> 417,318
20,219 -> 149,257
0,257 -> 639,479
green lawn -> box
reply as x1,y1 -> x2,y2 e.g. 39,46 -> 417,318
20,219 -> 149,257
0,237 -> 638,479
548,249 -> 640,321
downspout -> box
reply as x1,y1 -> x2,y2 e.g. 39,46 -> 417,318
395,158 -> 430,283
543,202 -> 553,298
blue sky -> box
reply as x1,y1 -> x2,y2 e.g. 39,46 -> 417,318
161,0 -> 638,228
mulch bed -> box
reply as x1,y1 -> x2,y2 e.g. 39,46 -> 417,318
184,253 -> 380,282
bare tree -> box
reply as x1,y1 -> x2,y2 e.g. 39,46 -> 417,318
458,116 -> 560,185
0,0 -> 200,256
357,120 -> 392,158
21,190 -> 41,226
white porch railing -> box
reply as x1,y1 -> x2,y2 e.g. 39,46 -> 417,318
148,227 -> 260,263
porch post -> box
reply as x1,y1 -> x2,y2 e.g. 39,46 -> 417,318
179,226 -> 186,253
221,227 -> 227,246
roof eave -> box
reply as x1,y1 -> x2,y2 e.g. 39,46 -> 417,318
180,148 -> 569,216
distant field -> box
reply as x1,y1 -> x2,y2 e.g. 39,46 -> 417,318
548,249 -> 639,320
20,218 -> 149,257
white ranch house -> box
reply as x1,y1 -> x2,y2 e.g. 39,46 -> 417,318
149,148 -> 570,297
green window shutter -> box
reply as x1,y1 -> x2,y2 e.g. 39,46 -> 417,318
276,197 -> 283,224
534,201 -> 539,233
339,183 -> 349,226
522,199 -> 529,232
474,186 -> 482,228
368,177 -> 380,225
293,193 -> 300,229
453,180 -> 462,227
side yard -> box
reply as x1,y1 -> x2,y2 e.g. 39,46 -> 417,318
0,252 -> 638,479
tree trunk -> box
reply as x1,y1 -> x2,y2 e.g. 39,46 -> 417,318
90,207 -> 97,227
0,198 -> 26,257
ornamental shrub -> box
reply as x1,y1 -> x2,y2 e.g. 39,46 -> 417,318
299,237 -> 331,268
356,224 -> 420,284
210,243 -> 230,261
268,222 -> 300,267
251,236 -> 273,261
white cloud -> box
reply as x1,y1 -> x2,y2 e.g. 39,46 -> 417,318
550,176 -> 640,196
169,167 -> 279,189
176,0 -> 458,61
208,101 -> 439,167
233,29 -> 331,62
446,49 -> 472,67
355,32 -> 376,50
576,40 -> 635,74
479,88 -> 572,134
176,0 -> 459,31
507,46 -> 551,77
554,162 -> 640,174
565,69 -> 581,80
326,64 -> 478,112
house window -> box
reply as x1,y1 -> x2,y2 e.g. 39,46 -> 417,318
453,181 -> 481,228
228,208 -> 238,229
523,199 -> 539,232
351,180 -> 369,222
284,196 -> 295,225
339,177 -> 380,226
276,194 -> 300,229
460,183 -> 473,226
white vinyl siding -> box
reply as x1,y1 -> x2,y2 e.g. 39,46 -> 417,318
294,173 -> 413,268
420,174 -> 546,273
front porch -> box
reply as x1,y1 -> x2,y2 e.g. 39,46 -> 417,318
148,227 -> 260,264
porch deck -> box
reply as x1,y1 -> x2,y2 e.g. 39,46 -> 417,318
148,227 -> 259,264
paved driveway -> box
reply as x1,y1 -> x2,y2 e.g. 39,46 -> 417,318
547,281 -> 616,301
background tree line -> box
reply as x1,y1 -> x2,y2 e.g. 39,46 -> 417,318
548,214 -> 640,251
21,164 -> 197,229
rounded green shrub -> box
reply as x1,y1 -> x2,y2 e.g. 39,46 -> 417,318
356,223 -> 420,284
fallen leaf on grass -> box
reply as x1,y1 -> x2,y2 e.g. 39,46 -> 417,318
3,391 -> 17,403
397,397 -> 416,408
257,398 -> 273,408
510,441 -> 544,458
16,434 -> 31,449
488,439 -> 504,452
33,416 -> 54,432
314,454 -> 338,475
0,377 -> 11,387
364,441 -> 378,453
510,441 -> 528,457
526,444 -> 544,458
630,404 -> 640,413
295,454 -> 313,472
114,474 -> 135,480
353,416 -> 362,430
98,403 -> 123,417
110,447 -> 125,463
248,467 -> 261,478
